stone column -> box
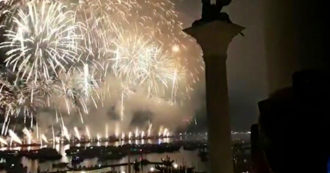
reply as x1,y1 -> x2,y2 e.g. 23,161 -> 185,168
185,21 -> 243,173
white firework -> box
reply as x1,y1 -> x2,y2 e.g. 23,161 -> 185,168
53,64 -> 100,114
0,1 -> 83,83
111,31 -> 184,98
0,76 -> 41,118
0,0 -> 204,122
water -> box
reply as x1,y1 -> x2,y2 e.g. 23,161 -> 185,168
2,137 -> 208,173
21,147 -> 206,173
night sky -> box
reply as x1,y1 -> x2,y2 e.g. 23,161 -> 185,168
175,0 -> 268,130
0,0 -> 269,131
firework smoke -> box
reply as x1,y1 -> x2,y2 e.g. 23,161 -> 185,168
0,0 -> 204,136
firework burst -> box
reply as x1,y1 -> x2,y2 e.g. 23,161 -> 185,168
52,64 -> 100,115
110,31 -> 186,98
0,0 -> 83,83
0,76 -> 40,118
0,0 -> 204,123
76,0 -> 202,101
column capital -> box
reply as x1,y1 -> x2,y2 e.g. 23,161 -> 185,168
184,21 -> 244,59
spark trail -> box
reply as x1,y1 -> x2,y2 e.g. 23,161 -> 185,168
0,0 -> 203,132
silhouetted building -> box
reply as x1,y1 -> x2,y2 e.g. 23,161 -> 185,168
254,70 -> 330,173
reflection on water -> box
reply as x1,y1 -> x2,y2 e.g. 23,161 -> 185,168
20,149 -> 206,173
4,137 -> 207,173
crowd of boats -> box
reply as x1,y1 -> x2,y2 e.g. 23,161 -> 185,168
0,140 -> 208,173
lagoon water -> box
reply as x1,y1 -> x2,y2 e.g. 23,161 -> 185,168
2,136 -> 208,173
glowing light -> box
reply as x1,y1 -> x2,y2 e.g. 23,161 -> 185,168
74,126 -> 81,140
147,124 -> 152,137
52,125 -> 55,146
158,126 -> 164,137
85,126 -> 91,140
121,132 -> 126,140
0,137 -> 8,145
128,131 -> 132,140
0,1 -> 82,83
41,134 -> 48,143
8,129 -> 22,144
62,125 -> 70,141
173,163 -> 178,169
135,128 -> 139,138
36,122 -> 39,139
172,45 -> 180,53
0,77 -> 39,119
115,122 -> 120,138
163,128 -> 168,137
0,0 -> 204,131
111,33 -> 183,98
96,133 -> 101,141
22,127 -> 32,144
105,124 -> 108,138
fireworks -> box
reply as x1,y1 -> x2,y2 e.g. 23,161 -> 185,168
62,124 -> 70,141
0,0 -> 85,119
135,127 -> 140,138
128,131 -> 133,140
110,31 -> 185,98
74,126 -> 81,140
0,0 -> 203,137
0,136 -> 7,145
96,133 -> 101,141
85,125 -> 91,140
105,124 -> 108,138
41,133 -> 48,143
0,74 -> 40,121
121,132 -> 126,140
8,129 -> 22,144
72,0 -> 202,100
0,1 -> 82,83
22,127 -> 32,144
114,122 -> 120,137
0,121 -> 173,148
56,64 -> 100,114
147,123 -> 153,137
